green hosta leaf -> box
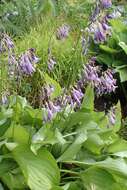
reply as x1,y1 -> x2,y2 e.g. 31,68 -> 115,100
0,183 -> 4,190
119,42 -> 127,54
4,125 -> 30,144
112,60 -> 124,67
116,66 -> 127,82
95,158 -> 127,178
97,54 -> 113,67
9,96 -> 27,109
99,45 -> 119,54
107,139 -> 127,153
50,186 -> 63,190
31,126 -> 65,154
84,133 -> 104,154
62,182 -> 82,190
0,159 -> 17,177
112,102 -> 121,132
112,151 -> 127,158
0,109 -> 13,132
81,168 -> 116,190
58,129 -> 87,161
81,85 -> 94,111
61,112 -> 92,132
70,157 -> 127,178
44,74 -> 62,99
22,106 -> 43,126
1,168 -> 26,190
110,19 -> 127,33
12,145 -> 60,190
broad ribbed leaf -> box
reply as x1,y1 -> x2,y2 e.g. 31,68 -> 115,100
99,45 -> 119,53
12,145 -> 60,190
81,85 -> 94,110
116,66 -> 127,82
84,133 -> 104,154
119,42 -> 127,54
69,157 -> 127,178
95,158 -> 127,178
4,125 -> 30,144
58,130 -> 87,161
81,168 -> 116,190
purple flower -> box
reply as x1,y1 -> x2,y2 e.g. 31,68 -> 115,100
83,60 -> 101,87
47,57 -> 56,71
101,22 -> 111,31
19,49 -> 39,75
20,54 -> 35,75
2,34 -> 14,51
101,0 -> 112,9
1,91 -> 10,105
44,101 -> 61,122
95,69 -> 117,95
109,11 -> 121,19
100,69 -> 117,94
72,87 -> 84,106
81,35 -> 90,55
107,107 -> 116,125
94,24 -> 106,43
1,95 -> 8,105
56,24 -> 70,40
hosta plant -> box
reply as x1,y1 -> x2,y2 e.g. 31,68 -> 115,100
0,86 -> 127,190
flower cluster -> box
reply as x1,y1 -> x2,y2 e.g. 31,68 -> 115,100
0,33 -> 17,78
56,24 -> 70,40
71,87 -> 84,107
44,101 -> 61,122
41,85 -> 61,122
81,58 -> 117,96
19,48 -> 39,75
90,16 -> 111,44
90,0 -> 113,45
97,69 -> 117,95
0,33 -> 14,52
101,0 -> 112,9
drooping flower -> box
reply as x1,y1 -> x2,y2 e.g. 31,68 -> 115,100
101,0 -> 112,9
82,58 -> 101,87
107,106 -> 116,125
44,101 -> 61,122
81,58 -> 117,96
47,57 -> 56,71
81,34 -> 91,55
93,21 -> 109,43
1,91 -> 10,105
101,69 -> 117,93
1,95 -> 8,105
56,24 -> 70,40
1,33 -> 14,51
71,87 -> 84,107
19,48 -> 39,75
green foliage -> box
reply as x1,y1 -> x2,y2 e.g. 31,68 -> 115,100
0,88 -> 125,189
97,18 -> 127,83
0,1 -> 127,189
0,0 -> 56,35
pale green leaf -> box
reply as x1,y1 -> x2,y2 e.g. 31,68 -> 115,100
12,145 -> 60,190
81,85 -> 94,111
58,130 -> 87,161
